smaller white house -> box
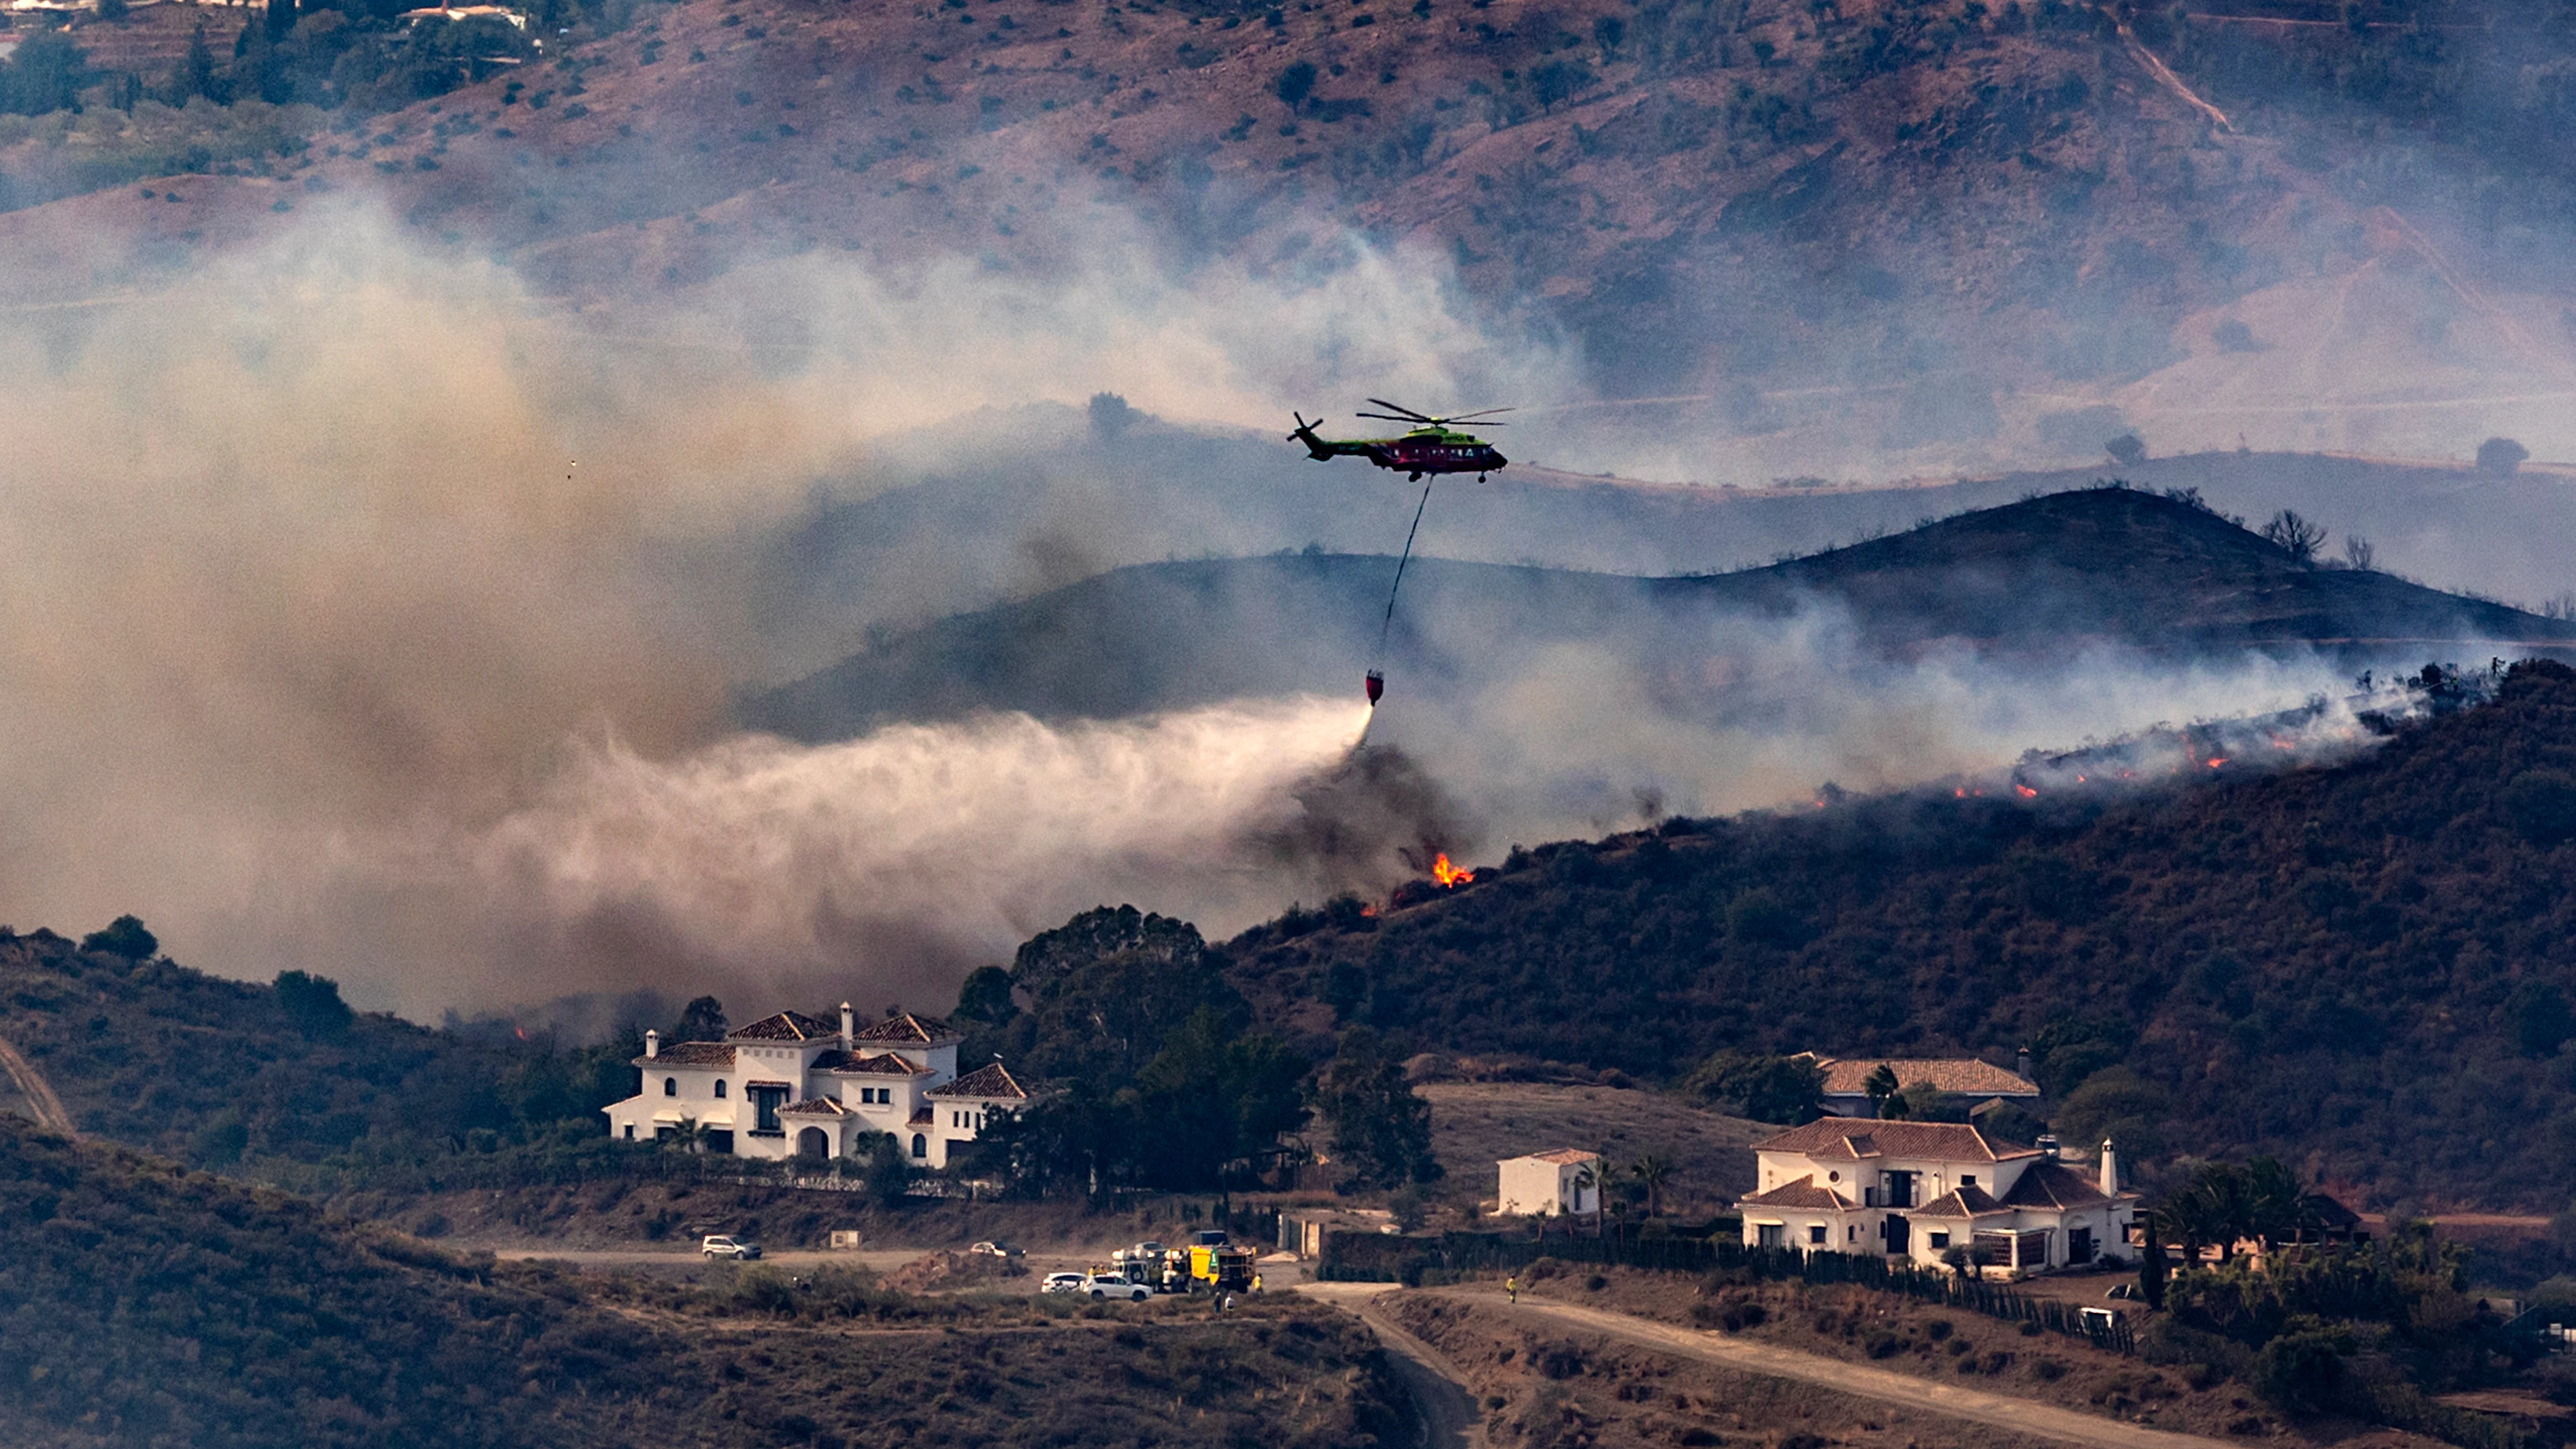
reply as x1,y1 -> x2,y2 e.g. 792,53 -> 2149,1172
1497,1149 -> 1601,1217
1738,1119 -> 2136,1274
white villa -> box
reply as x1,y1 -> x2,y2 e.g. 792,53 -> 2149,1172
1738,1119 -> 2136,1274
601,1005 -> 1027,1169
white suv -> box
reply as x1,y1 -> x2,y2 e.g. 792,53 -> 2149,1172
701,1235 -> 763,1261
1083,1272 -> 1151,1302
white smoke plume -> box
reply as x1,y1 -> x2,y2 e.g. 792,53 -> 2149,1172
0,198 -> 1554,1016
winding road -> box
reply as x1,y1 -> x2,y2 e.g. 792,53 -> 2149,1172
1304,1283 -> 2235,1449
1299,1283 -> 1485,1449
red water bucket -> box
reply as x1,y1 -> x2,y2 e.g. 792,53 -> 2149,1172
1364,670 -> 1384,705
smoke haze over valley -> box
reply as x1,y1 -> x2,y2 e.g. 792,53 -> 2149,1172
8,0 -> 2576,1026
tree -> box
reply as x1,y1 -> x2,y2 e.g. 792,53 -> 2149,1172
672,995 -> 727,1042
1682,1051 -> 1823,1124
1086,392 -> 1139,441
1885,1083 -> 1968,1123
3,30 -> 88,116
2140,1214 -> 2169,1310
1273,59 -> 1315,111
1862,1061 -> 1901,1117
1631,1154 -> 1672,1217
2104,433 -> 2147,467
274,969 -> 353,1039
2342,534 -> 2375,571
1133,1006 -> 1309,1196
1316,1027 -> 1441,1191
952,965 -> 1018,1027
2260,510 -> 2327,563
79,915 -> 157,960
95,0 -> 129,23
177,22 -> 221,105
1530,58 -> 1593,113
859,1129 -> 912,1208
2477,436 -> 2530,475
2055,1067 -> 2170,1160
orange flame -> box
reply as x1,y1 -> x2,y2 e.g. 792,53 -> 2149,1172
1359,903 -> 1378,918
2207,758 -> 2228,768
2015,784 -> 2038,798
1431,853 -> 1472,888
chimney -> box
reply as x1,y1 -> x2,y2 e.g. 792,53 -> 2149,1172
2100,1139 -> 2119,1196
2016,1045 -> 2033,1083
644,1029 -> 659,1059
2037,1133 -> 2060,1161
840,1001 -> 856,1050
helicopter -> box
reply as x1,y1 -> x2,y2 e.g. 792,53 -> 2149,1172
1288,399 -> 1510,481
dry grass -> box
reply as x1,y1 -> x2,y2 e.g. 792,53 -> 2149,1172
1421,1082 -> 1765,1213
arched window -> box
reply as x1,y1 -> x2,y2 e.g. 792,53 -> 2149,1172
713,1080 -> 727,1099
663,1077 -> 677,1096
910,1133 -> 927,1159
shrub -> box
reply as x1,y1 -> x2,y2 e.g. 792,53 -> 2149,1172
2251,1328 -> 2348,1416
79,915 -> 156,960
2477,437 -> 2530,475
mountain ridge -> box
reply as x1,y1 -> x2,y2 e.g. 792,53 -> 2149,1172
747,485 -> 2576,738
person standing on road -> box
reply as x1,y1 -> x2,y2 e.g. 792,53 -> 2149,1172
1506,1275 -> 1517,1304
1221,1293 -> 1235,1316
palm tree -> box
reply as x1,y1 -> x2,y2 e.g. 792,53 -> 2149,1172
1632,1154 -> 1673,1219
1864,1062 -> 1901,1116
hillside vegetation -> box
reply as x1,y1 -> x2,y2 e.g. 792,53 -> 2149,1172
8,0 -> 2576,468
0,931 -> 651,1182
1225,658 -> 2576,1211
750,486 -> 2575,736
0,1117 -> 1402,1449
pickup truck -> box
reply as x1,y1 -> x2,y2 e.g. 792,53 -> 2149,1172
701,1235 -> 763,1261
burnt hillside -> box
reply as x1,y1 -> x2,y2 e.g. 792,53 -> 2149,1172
747,485 -> 2576,736
1223,659 -> 2576,1211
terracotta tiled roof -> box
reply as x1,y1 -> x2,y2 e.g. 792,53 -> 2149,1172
852,1012 -> 963,1045
1999,1161 -> 2116,1211
1809,1055 -> 2038,1098
929,1062 -> 1029,1100
781,1097 -> 852,1116
1913,1184 -> 2011,1219
1752,1117 -> 2037,1164
811,1049 -> 929,1076
633,1041 -> 735,1068
729,1011 -> 837,1043
1511,1148 -> 1601,1166
1740,1175 -> 1854,1211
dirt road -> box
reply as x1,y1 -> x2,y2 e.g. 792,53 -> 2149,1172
1301,1283 -> 1485,1449
1472,1291 -> 2230,1449
0,1032 -> 75,1137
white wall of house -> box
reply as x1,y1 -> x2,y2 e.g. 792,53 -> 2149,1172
1497,1155 -> 1598,1216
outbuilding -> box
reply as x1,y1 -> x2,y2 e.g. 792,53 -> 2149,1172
1496,1148 -> 1602,1217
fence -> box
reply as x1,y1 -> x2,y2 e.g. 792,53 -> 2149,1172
1318,1228 -> 2135,1354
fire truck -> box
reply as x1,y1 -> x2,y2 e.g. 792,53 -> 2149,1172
1160,1230 -> 1255,1293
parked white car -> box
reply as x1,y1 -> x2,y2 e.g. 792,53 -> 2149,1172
969,1240 -> 1025,1259
1040,1272 -> 1087,1295
1083,1272 -> 1152,1302
700,1235 -> 763,1261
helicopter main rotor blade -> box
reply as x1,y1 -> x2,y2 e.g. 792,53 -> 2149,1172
1355,412 -> 1429,423
1364,398 -> 1438,422
1443,407 -> 1517,421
